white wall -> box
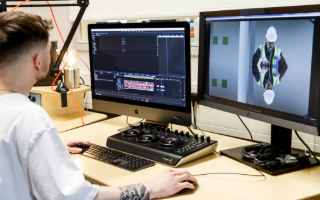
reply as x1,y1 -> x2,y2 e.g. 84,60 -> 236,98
19,0 -> 320,152
69,0 -> 320,21
11,5 -> 71,50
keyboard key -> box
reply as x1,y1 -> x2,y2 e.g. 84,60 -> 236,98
76,143 -> 155,172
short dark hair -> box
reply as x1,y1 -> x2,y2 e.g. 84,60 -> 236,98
0,11 -> 53,68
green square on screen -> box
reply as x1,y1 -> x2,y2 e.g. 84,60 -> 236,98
223,37 -> 228,45
212,79 -> 217,87
222,80 -> 227,88
213,36 -> 218,44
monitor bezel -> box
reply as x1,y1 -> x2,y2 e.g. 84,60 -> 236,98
88,22 -> 191,114
197,5 -> 320,136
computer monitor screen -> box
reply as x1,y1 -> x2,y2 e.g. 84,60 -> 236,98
88,23 -> 191,125
198,8 -> 320,135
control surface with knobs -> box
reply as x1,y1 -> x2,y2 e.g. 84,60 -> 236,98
107,126 -> 218,167
180,131 -> 184,136
201,135 -> 205,141
186,132 -> 190,137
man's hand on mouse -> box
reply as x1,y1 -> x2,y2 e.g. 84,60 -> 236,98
144,169 -> 197,199
63,140 -> 90,154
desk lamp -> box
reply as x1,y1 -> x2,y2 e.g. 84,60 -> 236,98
58,48 -> 80,89
0,0 -> 89,108
0,0 -> 89,92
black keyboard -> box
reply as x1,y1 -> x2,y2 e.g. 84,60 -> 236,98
76,143 -> 155,172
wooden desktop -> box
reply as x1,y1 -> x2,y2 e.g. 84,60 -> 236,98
31,86 -> 107,133
58,115 -> 320,200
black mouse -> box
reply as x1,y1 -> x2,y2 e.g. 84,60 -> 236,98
182,180 -> 197,187
178,180 -> 198,193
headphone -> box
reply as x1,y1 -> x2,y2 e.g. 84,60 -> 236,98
241,143 -> 310,169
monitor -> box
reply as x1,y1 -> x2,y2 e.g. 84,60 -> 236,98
88,22 -> 191,126
198,5 -> 320,174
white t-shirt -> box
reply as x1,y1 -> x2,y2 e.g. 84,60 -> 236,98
0,93 -> 99,200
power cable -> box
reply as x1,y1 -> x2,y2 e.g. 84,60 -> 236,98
192,101 -> 197,129
126,116 -> 144,127
80,76 -> 85,85
190,101 -> 206,137
295,130 -> 319,163
79,57 -> 90,70
170,116 -> 195,136
192,172 -> 266,180
237,115 -> 253,141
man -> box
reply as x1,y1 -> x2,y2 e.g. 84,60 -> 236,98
252,26 -> 288,105
0,11 -> 197,199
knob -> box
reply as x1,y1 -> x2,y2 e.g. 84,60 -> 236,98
161,127 -> 165,132
180,131 -> 184,136
167,128 -> 171,133
157,126 -> 160,131
201,135 -> 205,141
174,130 -> 179,135
31,97 -> 36,102
206,136 -> 210,142
194,134 -> 198,139
140,122 -> 144,128
149,124 -> 153,129
186,132 -> 190,137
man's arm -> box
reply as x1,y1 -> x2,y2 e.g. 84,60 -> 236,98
28,129 -> 99,200
278,52 -> 288,80
94,169 -> 197,200
63,142 -> 197,199
252,48 -> 262,82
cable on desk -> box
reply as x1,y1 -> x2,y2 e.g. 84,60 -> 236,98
192,101 -> 197,129
126,116 -> 144,127
190,101 -> 206,137
295,130 -> 319,163
192,171 -> 266,181
80,76 -> 85,85
80,76 -> 87,99
170,116 -> 195,136
237,115 -> 253,141
190,124 -> 207,137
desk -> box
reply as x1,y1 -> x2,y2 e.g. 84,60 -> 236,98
59,116 -> 320,200
31,86 -> 107,133
51,111 -> 107,133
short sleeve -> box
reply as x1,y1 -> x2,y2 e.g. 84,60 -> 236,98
27,127 -> 99,200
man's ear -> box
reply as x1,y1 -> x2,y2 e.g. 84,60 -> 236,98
34,54 -> 41,72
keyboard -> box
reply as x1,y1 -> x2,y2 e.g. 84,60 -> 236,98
76,143 -> 155,172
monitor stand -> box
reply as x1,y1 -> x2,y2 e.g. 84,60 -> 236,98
220,125 -> 319,175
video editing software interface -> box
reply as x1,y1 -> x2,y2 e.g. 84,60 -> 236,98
90,27 -> 187,107
204,12 -> 320,126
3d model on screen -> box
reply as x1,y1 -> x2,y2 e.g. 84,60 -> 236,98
208,19 -> 313,116
252,26 -> 288,105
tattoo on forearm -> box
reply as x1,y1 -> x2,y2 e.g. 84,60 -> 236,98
119,183 -> 150,200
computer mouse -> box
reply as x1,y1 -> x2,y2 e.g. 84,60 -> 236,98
182,180 -> 197,186
178,180 -> 198,193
